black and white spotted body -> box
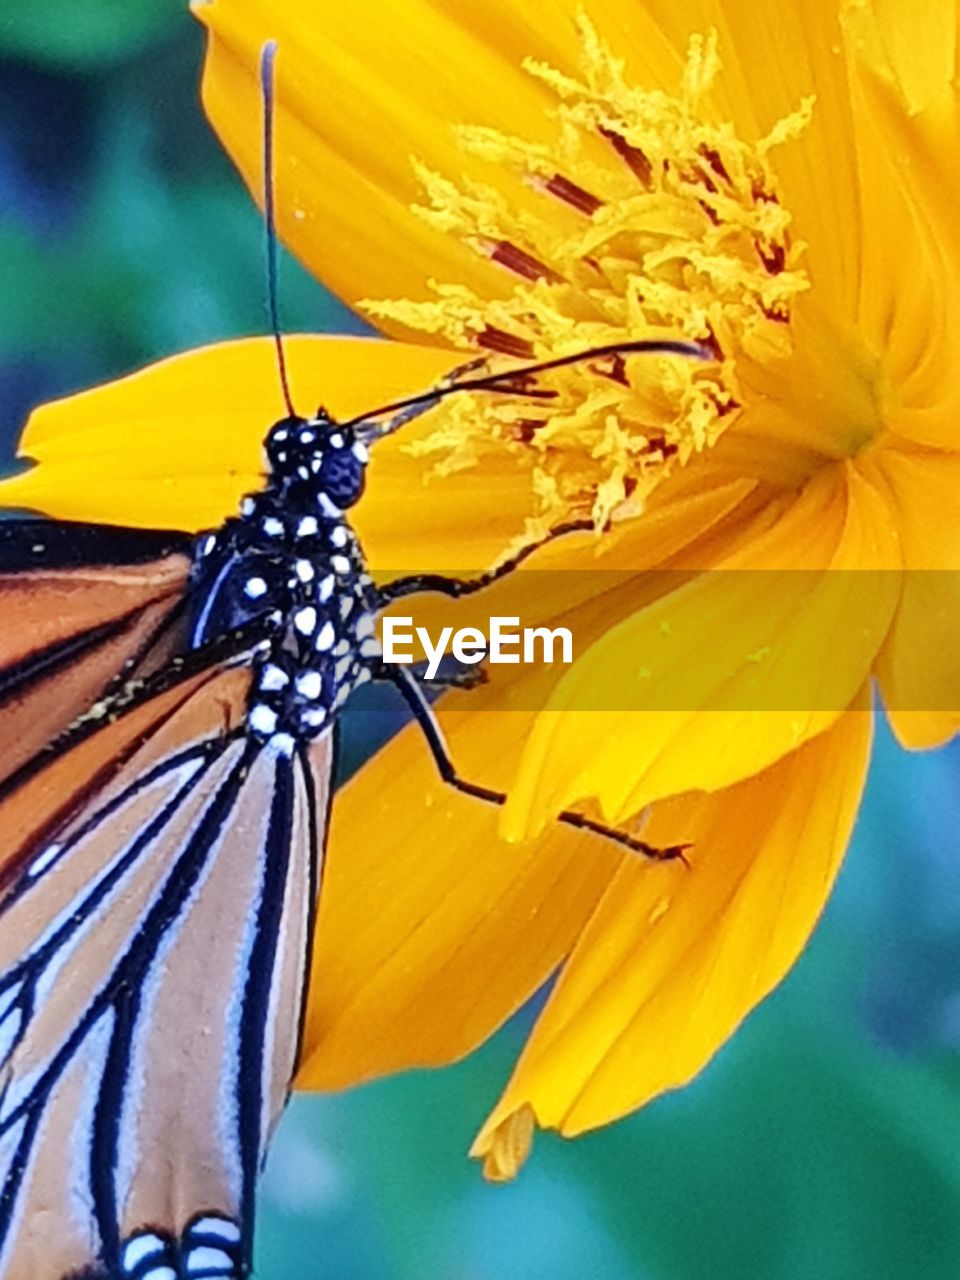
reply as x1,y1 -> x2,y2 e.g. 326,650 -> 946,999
189,412 -> 380,753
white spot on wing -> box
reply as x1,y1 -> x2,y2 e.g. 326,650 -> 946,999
186,1245 -> 236,1273
28,841 -> 63,877
191,1216 -> 241,1244
122,1231 -> 167,1272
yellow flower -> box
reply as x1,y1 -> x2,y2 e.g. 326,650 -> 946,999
3,0 -> 959,1180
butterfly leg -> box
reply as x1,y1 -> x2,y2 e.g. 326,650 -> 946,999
376,519 -> 593,605
380,661 -> 690,864
409,658 -> 488,690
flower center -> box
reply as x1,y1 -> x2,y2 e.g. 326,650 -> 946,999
366,19 -> 814,536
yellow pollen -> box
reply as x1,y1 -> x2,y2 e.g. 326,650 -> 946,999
365,18 -> 813,538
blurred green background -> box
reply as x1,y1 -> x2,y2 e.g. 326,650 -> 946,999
3,6 -> 960,1278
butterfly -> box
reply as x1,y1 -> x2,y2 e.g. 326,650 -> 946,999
0,41 -> 702,1280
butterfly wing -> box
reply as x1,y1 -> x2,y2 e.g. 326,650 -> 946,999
0,521 -> 193,791
0,651 -> 332,1280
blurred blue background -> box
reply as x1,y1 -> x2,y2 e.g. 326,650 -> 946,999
2,6 -> 960,1278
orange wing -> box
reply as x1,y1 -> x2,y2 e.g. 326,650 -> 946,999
0,520 -> 193,792
0,649 -> 333,1280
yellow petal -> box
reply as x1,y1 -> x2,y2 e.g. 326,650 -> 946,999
0,335 -> 538,570
502,463 -> 899,839
296,698 -> 618,1090
472,694 -> 871,1168
193,0 -> 558,321
841,0 -> 960,450
867,442 -> 960,748
631,0 -> 861,323
194,0 -> 859,328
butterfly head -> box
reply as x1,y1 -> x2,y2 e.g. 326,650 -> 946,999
265,411 -> 369,509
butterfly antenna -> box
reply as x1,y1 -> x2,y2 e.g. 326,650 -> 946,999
260,40 -> 296,419
346,339 -> 711,438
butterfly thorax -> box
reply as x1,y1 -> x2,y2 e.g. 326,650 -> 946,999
188,413 -> 380,752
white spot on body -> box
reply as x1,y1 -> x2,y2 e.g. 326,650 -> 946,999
329,432 -> 344,448
295,559 -> 315,583
317,575 -> 335,602
244,577 -> 268,600
330,525 -> 348,548
331,555 -> 351,575
269,733 -> 296,757
293,606 -> 318,636
295,670 -> 323,699
317,493 -> 341,518
314,621 -> 336,652
240,498 -> 255,516
262,517 -> 284,537
258,664 -> 289,692
303,706 -> 327,727
248,705 -> 278,736
200,534 -> 217,557
299,429 -> 316,444
296,516 -> 319,538
352,441 -> 369,462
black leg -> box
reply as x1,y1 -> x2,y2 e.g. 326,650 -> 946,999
380,662 -> 690,865
410,659 -> 488,691
376,519 -> 593,605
